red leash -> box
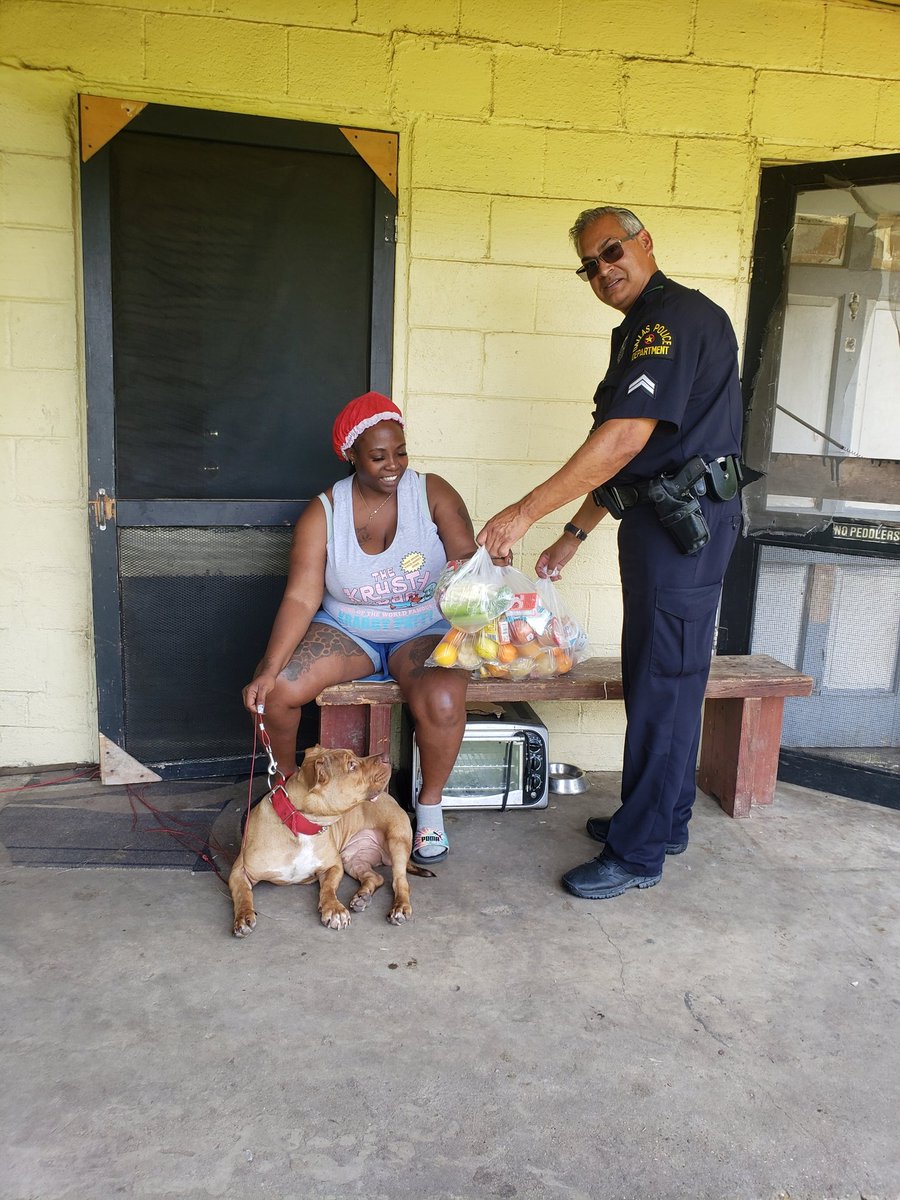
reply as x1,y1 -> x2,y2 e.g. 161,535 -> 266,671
0,765 -> 100,793
249,708 -> 326,837
254,708 -> 285,789
240,712 -> 265,854
122,712 -> 271,875
125,783 -> 230,881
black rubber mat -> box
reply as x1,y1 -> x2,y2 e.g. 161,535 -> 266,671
0,803 -> 224,870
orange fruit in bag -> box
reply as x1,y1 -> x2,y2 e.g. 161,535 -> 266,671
517,641 -> 544,658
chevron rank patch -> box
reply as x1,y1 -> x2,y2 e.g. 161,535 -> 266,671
630,322 -> 674,361
627,373 -> 656,396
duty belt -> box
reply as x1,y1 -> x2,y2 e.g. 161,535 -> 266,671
593,454 -> 742,519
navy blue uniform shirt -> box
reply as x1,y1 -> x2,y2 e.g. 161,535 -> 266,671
591,270 -> 743,485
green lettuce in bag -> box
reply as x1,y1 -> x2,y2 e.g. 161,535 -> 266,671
434,545 -> 518,633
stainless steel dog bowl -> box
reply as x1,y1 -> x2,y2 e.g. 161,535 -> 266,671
548,762 -> 588,794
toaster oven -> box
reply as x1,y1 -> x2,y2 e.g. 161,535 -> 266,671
411,701 -> 549,810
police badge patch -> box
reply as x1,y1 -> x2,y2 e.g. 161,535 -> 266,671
631,322 -> 674,361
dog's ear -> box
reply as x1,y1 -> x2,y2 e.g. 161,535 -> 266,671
299,753 -> 320,788
314,754 -> 334,786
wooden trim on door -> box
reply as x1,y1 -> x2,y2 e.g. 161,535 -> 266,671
339,126 -> 398,196
79,95 -> 147,162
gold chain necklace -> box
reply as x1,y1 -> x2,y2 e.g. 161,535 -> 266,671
353,476 -> 395,541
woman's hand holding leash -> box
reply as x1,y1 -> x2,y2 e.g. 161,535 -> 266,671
242,670 -> 278,716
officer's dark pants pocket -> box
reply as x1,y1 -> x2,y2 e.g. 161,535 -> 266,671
649,583 -> 722,677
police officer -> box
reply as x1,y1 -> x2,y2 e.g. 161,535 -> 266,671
478,205 -> 743,900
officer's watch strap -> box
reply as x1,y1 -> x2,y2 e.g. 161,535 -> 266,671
563,522 -> 588,542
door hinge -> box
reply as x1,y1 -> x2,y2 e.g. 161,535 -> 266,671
89,487 -> 116,530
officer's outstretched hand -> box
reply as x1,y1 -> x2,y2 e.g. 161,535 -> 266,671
477,501 -> 533,561
536,535 -> 580,580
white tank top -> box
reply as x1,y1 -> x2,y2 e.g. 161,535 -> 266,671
320,470 -> 447,642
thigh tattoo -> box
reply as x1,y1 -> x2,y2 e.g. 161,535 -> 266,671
281,624 -> 371,681
391,636 -> 439,682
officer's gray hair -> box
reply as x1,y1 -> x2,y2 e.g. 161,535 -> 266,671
569,206 -> 644,251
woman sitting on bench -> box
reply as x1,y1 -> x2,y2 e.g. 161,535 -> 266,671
242,392 -> 478,865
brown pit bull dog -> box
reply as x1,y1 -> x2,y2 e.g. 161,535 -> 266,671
228,744 -> 434,937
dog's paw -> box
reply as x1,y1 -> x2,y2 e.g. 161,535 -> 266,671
320,904 -> 351,930
349,889 -> 373,912
387,902 -> 412,925
233,912 -> 256,937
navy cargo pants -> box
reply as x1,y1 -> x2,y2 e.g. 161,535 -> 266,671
603,492 -> 742,877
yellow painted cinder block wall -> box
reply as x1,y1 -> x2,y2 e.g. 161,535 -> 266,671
0,0 -> 897,769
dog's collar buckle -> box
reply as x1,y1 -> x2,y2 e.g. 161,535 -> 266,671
270,784 -> 326,836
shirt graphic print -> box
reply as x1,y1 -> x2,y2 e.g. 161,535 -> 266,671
321,470 -> 447,642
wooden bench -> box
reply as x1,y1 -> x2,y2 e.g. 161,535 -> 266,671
316,654 -> 814,819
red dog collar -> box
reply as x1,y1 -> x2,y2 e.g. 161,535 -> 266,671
270,784 -> 326,836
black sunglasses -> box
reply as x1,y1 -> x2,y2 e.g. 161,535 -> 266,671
575,230 -> 641,281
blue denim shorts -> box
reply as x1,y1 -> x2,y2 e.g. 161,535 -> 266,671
311,610 -> 451,682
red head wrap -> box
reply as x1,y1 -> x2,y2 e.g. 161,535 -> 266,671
331,392 -> 404,460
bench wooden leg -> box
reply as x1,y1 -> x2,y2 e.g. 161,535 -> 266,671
697,696 -> 785,818
318,703 -> 392,758
367,704 -> 392,757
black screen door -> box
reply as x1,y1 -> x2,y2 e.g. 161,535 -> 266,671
81,104 -> 397,779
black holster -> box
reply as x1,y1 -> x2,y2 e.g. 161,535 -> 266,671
648,456 -> 710,556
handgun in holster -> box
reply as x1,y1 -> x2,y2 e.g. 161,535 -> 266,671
648,456 -> 710,555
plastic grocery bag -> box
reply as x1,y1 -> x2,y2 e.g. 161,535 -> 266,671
533,576 -> 590,664
427,547 -> 531,673
475,577 -> 588,680
425,625 -> 485,673
433,545 -> 517,633
427,553 -> 589,679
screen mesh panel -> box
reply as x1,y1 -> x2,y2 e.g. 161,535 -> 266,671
110,131 -> 373,501
751,544 -> 900,750
119,527 -> 317,765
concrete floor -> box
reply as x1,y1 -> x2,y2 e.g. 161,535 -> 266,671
1,769 -> 899,1200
